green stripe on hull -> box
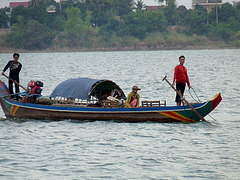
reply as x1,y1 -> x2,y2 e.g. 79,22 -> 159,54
176,101 -> 213,121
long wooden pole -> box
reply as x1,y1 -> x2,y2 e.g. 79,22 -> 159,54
163,76 -> 206,121
2,74 -> 28,91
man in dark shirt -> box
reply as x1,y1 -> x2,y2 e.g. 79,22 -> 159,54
2,53 -> 22,96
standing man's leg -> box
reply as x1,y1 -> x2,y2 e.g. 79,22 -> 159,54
180,83 -> 186,106
15,77 -> 20,100
15,77 -> 20,93
176,82 -> 186,106
176,82 -> 181,106
8,80 -> 14,94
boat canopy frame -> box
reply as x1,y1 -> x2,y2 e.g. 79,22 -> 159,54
50,77 -> 126,102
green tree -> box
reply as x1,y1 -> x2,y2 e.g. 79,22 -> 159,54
135,0 -> 144,11
57,0 -> 86,17
234,2 -> 240,22
235,1 -> 240,10
209,3 -> 238,24
63,7 -> 94,47
63,7 -> 83,42
162,0 -> 177,26
22,19 -> 53,49
29,0 -> 55,7
208,17 -> 240,40
85,10 -> 92,26
85,0 -> 133,26
29,0 -> 43,7
227,17 -> 240,32
163,6 -> 176,26
188,5 -> 208,35
85,0 -> 113,26
119,11 -> 167,39
11,0 -> 59,30
0,9 -> 9,28
144,11 -> 167,33
5,16 -> 53,49
5,16 -> 25,47
208,23 -> 231,41
119,11 -> 147,39
99,17 -> 120,37
10,5 -> 28,24
27,6 -> 54,28
115,0 -> 133,16
175,5 -> 190,26
218,3 -> 237,23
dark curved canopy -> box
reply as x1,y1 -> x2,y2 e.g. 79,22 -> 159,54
50,77 -> 126,101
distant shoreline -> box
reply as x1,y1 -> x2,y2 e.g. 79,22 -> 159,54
0,45 -> 238,54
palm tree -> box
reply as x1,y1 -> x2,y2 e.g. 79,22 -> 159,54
135,0 -> 144,11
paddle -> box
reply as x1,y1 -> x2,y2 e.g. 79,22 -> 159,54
162,76 -> 206,122
2,73 -> 28,91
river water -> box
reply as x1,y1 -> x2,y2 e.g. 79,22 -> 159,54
0,49 -> 239,179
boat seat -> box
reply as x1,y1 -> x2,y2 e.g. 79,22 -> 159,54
141,100 -> 166,107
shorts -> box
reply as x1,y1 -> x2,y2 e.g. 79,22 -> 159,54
175,82 -> 186,103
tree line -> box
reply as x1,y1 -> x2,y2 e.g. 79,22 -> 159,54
0,0 -> 240,50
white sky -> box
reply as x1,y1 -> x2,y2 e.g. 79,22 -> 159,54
144,0 -> 240,8
0,0 -> 239,9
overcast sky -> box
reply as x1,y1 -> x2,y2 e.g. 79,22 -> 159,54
0,0 -> 239,9
144,0 -> 239,8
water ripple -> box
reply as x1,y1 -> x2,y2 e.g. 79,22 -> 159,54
0,50 -> 240,179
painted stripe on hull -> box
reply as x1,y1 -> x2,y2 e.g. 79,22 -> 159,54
10,105 -> 19,117
159,111 -> 195,122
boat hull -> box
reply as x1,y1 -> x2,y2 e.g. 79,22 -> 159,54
0,80 -> 222,123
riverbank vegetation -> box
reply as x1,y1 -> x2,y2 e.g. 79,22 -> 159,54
0,0 -> 239,52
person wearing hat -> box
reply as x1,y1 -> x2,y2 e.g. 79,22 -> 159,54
125,85 -> 141,108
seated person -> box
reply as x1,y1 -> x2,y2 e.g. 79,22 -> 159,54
125,86 -> 141,108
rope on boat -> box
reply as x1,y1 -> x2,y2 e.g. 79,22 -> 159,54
188,87 -> 218,122
161,77 -> 217,123
188,87 -> 201,103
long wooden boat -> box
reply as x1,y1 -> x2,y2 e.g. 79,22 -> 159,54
0,78 -> 222,123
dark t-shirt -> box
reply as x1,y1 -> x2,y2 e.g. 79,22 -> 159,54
3,60 -> 22,79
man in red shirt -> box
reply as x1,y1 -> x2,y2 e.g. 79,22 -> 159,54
171,55 -> 191,106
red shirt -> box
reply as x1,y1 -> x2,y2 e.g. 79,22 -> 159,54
173,65 -> 190,86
